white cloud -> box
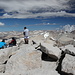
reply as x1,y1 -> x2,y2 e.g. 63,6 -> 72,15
25,22 -> 57,26
2,11 -> 75,19
63,24 -> 75,32
0,22 -> 5,26
3,13 -> 11,18
0,0 -> 75,18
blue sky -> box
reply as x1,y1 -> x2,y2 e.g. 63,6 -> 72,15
0,0 -> 75,32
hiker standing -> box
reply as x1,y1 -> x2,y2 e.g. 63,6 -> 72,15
23,27 -> 29,44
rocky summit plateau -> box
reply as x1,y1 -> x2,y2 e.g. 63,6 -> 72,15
0,30 -> 75,75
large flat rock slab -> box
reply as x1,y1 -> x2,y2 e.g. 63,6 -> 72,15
36,43 -> 61,60
62,54 -> 75,75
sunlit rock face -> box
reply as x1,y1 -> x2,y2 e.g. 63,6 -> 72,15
62,54 -> 75,75
5,45 -> 42,74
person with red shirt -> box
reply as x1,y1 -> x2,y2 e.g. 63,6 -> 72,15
9,37 -> 16,47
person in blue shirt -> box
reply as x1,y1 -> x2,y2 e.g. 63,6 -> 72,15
0,39 -> 7,49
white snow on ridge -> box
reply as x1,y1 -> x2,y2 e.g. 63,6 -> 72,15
44,33 -> 49,39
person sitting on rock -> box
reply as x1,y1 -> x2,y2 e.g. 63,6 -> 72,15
9,37 -> 17,47
0,39 -> 7,49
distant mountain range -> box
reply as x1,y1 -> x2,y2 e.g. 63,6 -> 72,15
71,30 -> 75,34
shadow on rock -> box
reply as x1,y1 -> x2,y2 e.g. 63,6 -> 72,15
56,51 -> 73,75
41,52 -> 57,62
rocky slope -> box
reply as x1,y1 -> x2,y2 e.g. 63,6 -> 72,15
0,30 -> 75,75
